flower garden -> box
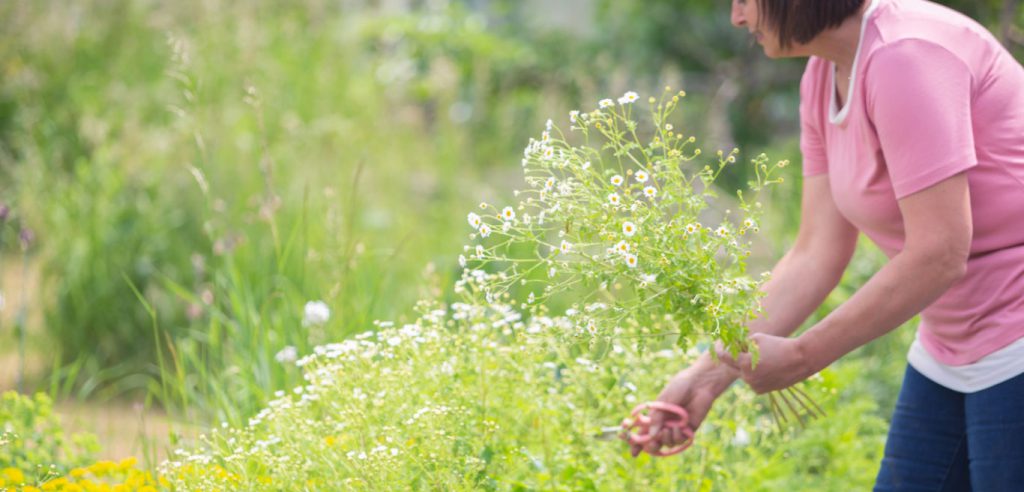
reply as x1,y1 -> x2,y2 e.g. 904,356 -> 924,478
2,0 -> 1018,490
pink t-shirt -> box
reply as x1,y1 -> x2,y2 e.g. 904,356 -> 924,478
800,0 -> 1024,365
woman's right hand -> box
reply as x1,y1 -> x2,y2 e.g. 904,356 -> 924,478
630,355 -> 738,457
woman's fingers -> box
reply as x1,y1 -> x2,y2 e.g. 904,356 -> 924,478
668,426 -> 683,447
716,344 -> 741,371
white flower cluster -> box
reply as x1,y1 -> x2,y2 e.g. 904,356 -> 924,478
458,88 -> 787,351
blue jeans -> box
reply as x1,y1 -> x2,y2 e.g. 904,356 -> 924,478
874,364 -> 1024,491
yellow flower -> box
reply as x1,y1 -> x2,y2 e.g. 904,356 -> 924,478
116,458 -> 137,472
41,478 -> 59,490
88,461 -> 116,476
2,468 -> 24,484
69,468 -> 88,479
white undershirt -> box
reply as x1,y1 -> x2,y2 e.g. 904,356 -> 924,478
907,332 -> 1024,393
829,0 -> 880,125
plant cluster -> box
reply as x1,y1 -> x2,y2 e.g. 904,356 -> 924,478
461,88 -> 786,358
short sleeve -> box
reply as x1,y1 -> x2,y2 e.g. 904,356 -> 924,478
864,39 -> 978,199
799,60 -> 830,177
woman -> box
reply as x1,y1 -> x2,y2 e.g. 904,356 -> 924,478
634,0 -> 1024,489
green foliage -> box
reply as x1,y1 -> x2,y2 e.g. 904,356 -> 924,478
0,392 -> 99,478
159,300 -> 885,491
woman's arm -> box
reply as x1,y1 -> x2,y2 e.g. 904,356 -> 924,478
727,173 -> 973,393
798,173 -> 972,373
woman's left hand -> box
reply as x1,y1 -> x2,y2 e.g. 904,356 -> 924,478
716,333 -> 815,394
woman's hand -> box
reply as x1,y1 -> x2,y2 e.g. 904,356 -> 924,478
716,333 -> 815,394
630,357 -> 738,457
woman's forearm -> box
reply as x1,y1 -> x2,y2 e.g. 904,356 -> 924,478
797,249 -> 966,374
749,241 -> 855,338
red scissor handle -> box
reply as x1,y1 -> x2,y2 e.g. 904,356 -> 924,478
621,401 -> 695,456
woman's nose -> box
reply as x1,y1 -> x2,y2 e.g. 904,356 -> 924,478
730,1 -> 747,28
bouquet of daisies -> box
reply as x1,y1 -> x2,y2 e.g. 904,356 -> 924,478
458,88 -> 787,357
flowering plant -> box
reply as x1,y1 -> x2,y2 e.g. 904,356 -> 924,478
460,88 -> 786,357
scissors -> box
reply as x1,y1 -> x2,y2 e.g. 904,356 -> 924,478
594,401 -> 695,456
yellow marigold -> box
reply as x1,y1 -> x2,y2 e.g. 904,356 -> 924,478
2,468 -> 24,484
124,471 -> 148,487
112,484 -> 129,492
44,477 -> 70,490
115,458 -> 137,472
69,468 -> 88,479
139,487 -> 157,492
62,483 -> 84,492
23,486 -> 42,492
88,461 -> 116,476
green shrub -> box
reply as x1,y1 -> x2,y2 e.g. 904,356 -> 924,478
0,391 -> 99,480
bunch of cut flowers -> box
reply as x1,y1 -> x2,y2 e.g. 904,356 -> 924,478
458,88 -> 820,427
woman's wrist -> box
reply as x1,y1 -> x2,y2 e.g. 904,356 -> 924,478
692,353 -> 740,397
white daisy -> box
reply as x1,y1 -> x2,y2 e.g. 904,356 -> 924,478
716,225 -> 729,237
619,91 -> 639,104
570,110 -> 580,123
615,240 -> 630,255
479,224 -> 492,238
640,273 -> 657,283
608,193 -> 621,206
458,255 -> 467,268
303,301 -> 331,326
275,346 -> 298,364
475,245 -> 485,258
622,221 -> 637,237
502,206 -> 516,221
643,186 -> 657,198
625,254 -> 639,268
635,170 -> 649,183
467,212 -> 482,229
599,98 -> 614,109
559,240 -> 572,254
610,175 -> 624,186
685,222 -> 701,234
545,177 -> 556,190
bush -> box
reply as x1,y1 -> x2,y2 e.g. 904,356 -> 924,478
0,391 -> 99,484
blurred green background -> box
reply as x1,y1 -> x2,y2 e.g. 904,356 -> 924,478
0,0 -> 1020,455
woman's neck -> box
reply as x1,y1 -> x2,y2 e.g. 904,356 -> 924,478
805,1 -> 873,74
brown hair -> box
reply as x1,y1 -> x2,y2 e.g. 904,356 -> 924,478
756,0 -> 867,49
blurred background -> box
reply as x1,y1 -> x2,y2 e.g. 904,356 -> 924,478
0,0 -> 1020,460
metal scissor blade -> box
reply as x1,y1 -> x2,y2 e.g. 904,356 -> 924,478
593,426 -> 624,441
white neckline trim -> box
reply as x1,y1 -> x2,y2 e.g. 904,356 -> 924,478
829,0 -> 881,125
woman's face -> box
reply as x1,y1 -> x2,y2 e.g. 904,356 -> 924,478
730,0 -> 793,58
